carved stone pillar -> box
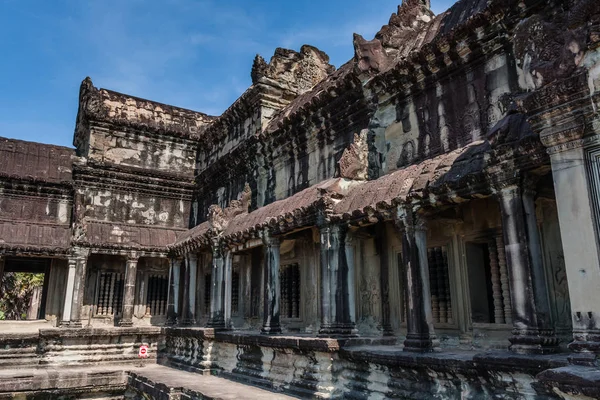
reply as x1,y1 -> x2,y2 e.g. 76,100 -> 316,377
377,223 -> 394,336
496,182 -> 558,354
523,178 -> 553,331
396,207 -> 439,352
166,258 -> 182,326
61,249 -> 89,328
0,256 -> 5,299
318,224 -> 357,337
223,250 -> 233,329
539,112 -> 600,362
120,255 -> 139,327
181,253 -> 198,326
261,231 -> 281,334
207,240 -> 225,329
60,257 -> 77,327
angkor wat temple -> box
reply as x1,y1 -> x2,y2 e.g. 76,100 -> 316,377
1,0 -> 600,398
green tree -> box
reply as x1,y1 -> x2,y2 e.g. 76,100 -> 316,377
0,272 -> 44,320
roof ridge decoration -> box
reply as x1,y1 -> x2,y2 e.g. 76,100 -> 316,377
74,77 -> 216,147
207,183 -> 252,236
338,129 -> 369,181
251,45 -> 335,95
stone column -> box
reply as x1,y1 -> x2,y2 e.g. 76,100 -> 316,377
0,256 -> 5,299
61,249 -> 89,328
318,224 -> 357,337
540,113 -> 600,362
261,231 -> 281,334
223,250 -> 233,329
377,224 -> 394,336
207,239 -> 225,329
181,253 -> 198,326
60,257 -> 77,327
396,207 -> 439,352
120,255 -> 139,327
166,258 -> 182,326
522,178 -> 553,331
496,182 -> 558,354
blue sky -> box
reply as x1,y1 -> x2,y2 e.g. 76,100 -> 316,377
0,0 -> 454,148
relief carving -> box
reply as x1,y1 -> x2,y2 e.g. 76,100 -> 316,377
339,130 -> 369,180
207,183 -> 252,234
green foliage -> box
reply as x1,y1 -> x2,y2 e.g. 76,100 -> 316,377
0,272 -> 44,320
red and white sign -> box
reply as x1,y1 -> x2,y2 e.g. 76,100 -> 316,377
138,344 -> 149,358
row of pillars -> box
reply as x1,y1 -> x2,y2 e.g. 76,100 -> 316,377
50,176 -> 583,357
61,252 -> 140,328
165,226 -> 358,337
395,178 -> 558,354
165,176 -> 560,353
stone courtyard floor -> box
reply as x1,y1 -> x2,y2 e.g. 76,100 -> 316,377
0,364 -> 298,399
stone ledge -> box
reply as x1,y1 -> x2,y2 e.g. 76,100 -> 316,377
0,366 -> 126,394
39,326 -> 162,338
163,327 -> 396,352
535,366 -> 600,399
341,346 -> 570,375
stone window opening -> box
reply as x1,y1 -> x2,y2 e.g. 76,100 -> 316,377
396,251 -> 407,324
280,263 -> 300,319
427,246 -> 453,324
465,236 -> 511,325
204,273 -> 211,316
231,269 -> 240,316
94,271 -> 124,317
145,273 -> 168,316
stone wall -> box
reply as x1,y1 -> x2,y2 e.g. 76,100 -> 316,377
160,328 -> 573,399
0,328 -> 162,368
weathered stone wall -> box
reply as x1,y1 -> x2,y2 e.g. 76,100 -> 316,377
70,78 -> 203,255
0,328 -> 162,368
192,46 -> 349,224
365,40 -> 518,179
86,129 -> 198,176
160,328 -> 571,399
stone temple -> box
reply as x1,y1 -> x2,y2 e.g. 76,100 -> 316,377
1,0 -> 600,398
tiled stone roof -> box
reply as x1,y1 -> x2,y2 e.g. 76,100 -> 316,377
0,137 -> 74,184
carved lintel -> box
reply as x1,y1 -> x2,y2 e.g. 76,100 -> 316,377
539,114 -> 586,152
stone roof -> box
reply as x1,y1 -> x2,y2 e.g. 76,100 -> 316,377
0,137 -> 74,184
75,77 -> 216,143
0,221 -> 71,254
171,178 -> 352,252
170,140 -> 491,253
333,141 -> 488,219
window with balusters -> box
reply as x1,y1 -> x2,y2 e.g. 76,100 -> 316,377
427,246 -> 453,324
95,271 -> 124,316
397,246 -> 453,325
204,273 -> 211,315
231,270 -> 240,315
145,273 -> 168,316
280,263 -> 300,319
466,236 -> 512,325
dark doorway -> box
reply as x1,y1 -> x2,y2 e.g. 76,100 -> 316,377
0,257 -> 51,320
466,243 -> 494,323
